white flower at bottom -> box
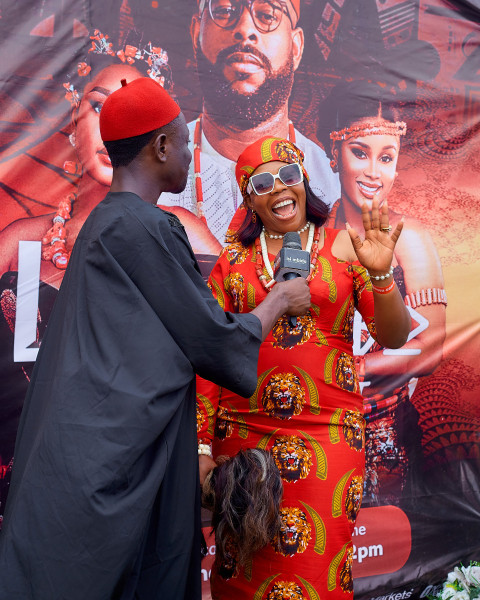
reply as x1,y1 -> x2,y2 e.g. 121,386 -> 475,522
441,587 -> 457,600
464,566 -> 480,586
451,591 -> 470,600
453,567 -> 469,589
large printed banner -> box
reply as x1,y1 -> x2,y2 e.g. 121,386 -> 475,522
0,1 -> 479,598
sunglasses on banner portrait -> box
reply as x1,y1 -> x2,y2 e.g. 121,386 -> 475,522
247,162 -> 304,195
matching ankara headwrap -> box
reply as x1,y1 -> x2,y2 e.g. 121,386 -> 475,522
235,136 -> 309,197
100,77 -> 181,142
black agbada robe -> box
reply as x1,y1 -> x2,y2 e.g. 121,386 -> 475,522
0,192 -> 262,600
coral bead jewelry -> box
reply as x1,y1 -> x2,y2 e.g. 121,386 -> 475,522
254,223 -> 321,291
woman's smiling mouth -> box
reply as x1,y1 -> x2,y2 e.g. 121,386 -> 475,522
272,198 -> 296,218
357,181 -> 382,199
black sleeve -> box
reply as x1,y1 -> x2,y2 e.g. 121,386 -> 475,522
91,205 -> 262,398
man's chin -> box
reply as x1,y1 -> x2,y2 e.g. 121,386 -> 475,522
229,80 -> 265,96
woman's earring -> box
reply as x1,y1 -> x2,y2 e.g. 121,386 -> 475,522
330,159 -> 338,173
63,161 -> 81,175
69,132 -> 76,148
251,210 -> 257,223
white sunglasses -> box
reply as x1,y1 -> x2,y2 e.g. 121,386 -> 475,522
246,162 -> 304,196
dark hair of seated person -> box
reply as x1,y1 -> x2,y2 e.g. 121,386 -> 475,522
202,448 -> 283,566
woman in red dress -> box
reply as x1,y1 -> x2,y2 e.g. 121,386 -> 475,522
197,136 -> 411,599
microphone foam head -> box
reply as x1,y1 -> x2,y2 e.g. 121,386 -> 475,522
283,231 -> 302,250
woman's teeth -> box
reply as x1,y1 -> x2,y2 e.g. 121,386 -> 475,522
358,182 -> 381,194
272,199 -> 295,216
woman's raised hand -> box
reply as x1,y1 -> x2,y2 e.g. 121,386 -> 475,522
346,199 -> 403,276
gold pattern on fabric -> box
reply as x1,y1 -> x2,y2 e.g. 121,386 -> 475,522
256,428 -> 279,451
244,558 -> 253,581
328,542 -> 349,591
260,138 -> 277,163
294,366 -> 320,415
274,507 -> 311,556
332,469 -> 355,518
315,330 -> 328,347
331,295 -> 351,335
247,283 -> 256,309
211,278 -> 225,309
253,574 -> 279,600
324,348 -> 338,384
297,575 -> 322,600
197,393 -> 216,435
299,430 -> 327,480
227,402 -> 248,439
329,408 -> 342,444
299,501 -> 326,555
318,256 -> 337,302
310,303 -> 320,316
249,367 -> 276,413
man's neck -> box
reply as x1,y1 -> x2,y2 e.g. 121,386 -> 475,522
201,105 -> 292,161
109,168 -> 159,205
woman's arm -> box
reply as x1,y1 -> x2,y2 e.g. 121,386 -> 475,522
347,199 -> 411,348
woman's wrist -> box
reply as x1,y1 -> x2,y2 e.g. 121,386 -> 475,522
371,280 -> 396,294
366,265 -> 394,281
198,438 -> 212,457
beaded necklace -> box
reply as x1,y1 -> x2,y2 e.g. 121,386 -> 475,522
193,116 -> 296,224
41,193 -> 75,269
254,223 -> 322,291
264,221 -> 310,240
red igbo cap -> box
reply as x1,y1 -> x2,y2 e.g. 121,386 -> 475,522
235,136 -> 308,197
100,77 -> 181,142
197,0 -> 300,21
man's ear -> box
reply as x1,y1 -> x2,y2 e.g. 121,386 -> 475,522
153,133 -> 168,163
291,27 -> 304,71
191,14 -> 201,58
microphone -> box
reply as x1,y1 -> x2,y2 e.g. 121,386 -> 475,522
273,231 -> 310,327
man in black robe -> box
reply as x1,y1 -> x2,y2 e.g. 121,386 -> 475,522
0,77 -> 310,599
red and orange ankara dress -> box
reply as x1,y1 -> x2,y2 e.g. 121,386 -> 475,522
197,228 -> 377,600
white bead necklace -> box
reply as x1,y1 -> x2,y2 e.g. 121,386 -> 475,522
263,221 -> 311,240
259,222 -> 316,286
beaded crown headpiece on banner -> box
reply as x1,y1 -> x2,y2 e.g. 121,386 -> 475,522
63,29 -> 173,110
235,137 -> 309,197
329,119 -> 407,142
